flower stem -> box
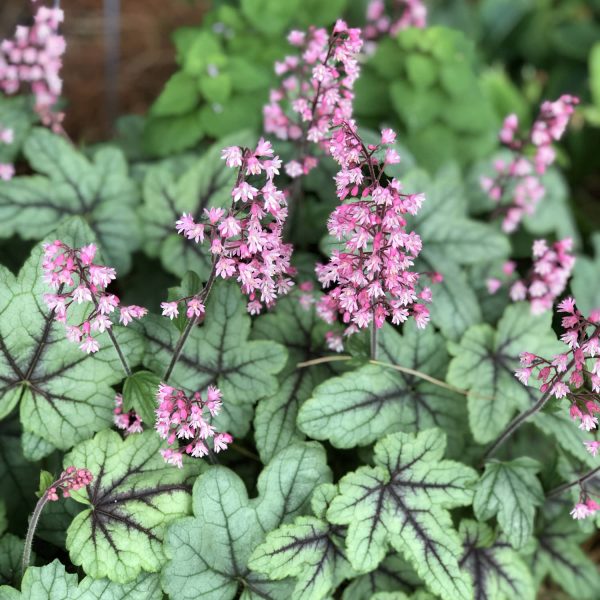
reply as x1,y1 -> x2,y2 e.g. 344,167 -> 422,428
163,264 -> 218,383
547,465 -> 600,498
21,493 -> 48,577
481,387 -> 554,464
105,325 -> 132,377
370,321 -> 378,360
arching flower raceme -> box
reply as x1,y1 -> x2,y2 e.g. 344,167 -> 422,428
155,383 -> 232,468
44,466 -> 93,502
364,0 -> 427,42
487,238 -> 575,314
41,241 -> 147,353
264,20 -> 363,178
481,95 -> 579,233
515,298 -> 600,439
174,139 -> 294,315
316,122 -> 431,333
0,3 -> 66,131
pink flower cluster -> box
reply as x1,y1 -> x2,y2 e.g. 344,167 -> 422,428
316,123 -> 431,333
515,298 -> 600,437
0,3 -> 66,131
487,238 -> 575,314
45,466 -> 93,502
263,20 -> 362,178
42,241 -> 147,353
0,125 -> 14,181
113,393 -> 143,435
155,383 -> 232,468
365,0 -> 427,41
481,95 -> 579,233
174,139 -> 294,315
570,497 -> 600,520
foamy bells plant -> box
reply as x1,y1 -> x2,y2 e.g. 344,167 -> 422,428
2,3 -> 600,600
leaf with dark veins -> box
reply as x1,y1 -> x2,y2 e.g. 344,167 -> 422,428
447,303 -> 563,443
65,430 -> 202,583
0,224 -> 144,450
252,294 -> 330,462
459,520 -> 534,600
473,458 -> 544,550
0,559 -> 163,599
526,515 -> 600,600
326,429 -> 477,600
140,131 -> 256,279
143,281 -> 287,436
249,483 -> 354,600
298,322 -> 467,450
342,554 -> 421,600
0,129 -> 140,273
161,442 -> 332,600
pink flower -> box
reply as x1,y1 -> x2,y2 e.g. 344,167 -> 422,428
155,384 -> 232,465
220,146 -> 243,168
0,163 -> 15,180
44,466 -> 93,502
515,368 -> 532,385
186,298 -> 205,319
113,393 -> 143,435
487,278 -> 502,294
584,441 -> 600,456
161,302 -> 179,319
232,181 -> 258,202
570,503 -> 592,520
80,336 -> 99,354
381,128 -> 396,145
119,305 -> 147,326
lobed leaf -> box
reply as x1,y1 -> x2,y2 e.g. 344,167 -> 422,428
327,429 -> 477,600
161,442 -> 332,600
473,458 -> 544,549
459,520 -> 535,600
65,430 -> 201,583
0,129 -> 140,273
447,303 -> 562,443
0,225 -> 144,450
298,322 -> 467,450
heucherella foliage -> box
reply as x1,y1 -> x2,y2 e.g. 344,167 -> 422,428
481,95 -> 579,233
174,138 -> 294,314
316,123 -> 431,332
41,240 -> 147,354
364,0 -> 427,42
154,383 -> 233,467
326,429 -> 477,600
487,237 -> 575,314
264,20 -> 362,177
0,2 -> 66,131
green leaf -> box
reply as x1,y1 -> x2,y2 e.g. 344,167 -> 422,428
249,484 -> 354,600
122,370 -> 161,425
140,132 -> 255,279
0,225 -> 144,449
459,520 -> 535,600
590,42 -> 600,108
0,419 -> 38,529
240,0 -> 301,34
161,442 -> 331,600
473,458 -> 544,549
0,533 -> 25,586
342,554 -> 421,600
447,303 -> 562,443
327,429 -> 477,600
527,515 -> 600,600
36,469 -> 55,498
65,430 -> 201,583
0,559 -> 162,599
144,281 -> 287,436
151,72 -> 200,117
142,110 -> 204,157
572,233 -> 600,316
0,129 -> 141,273
252,294 -> 329,462
298,322 -> 467,450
